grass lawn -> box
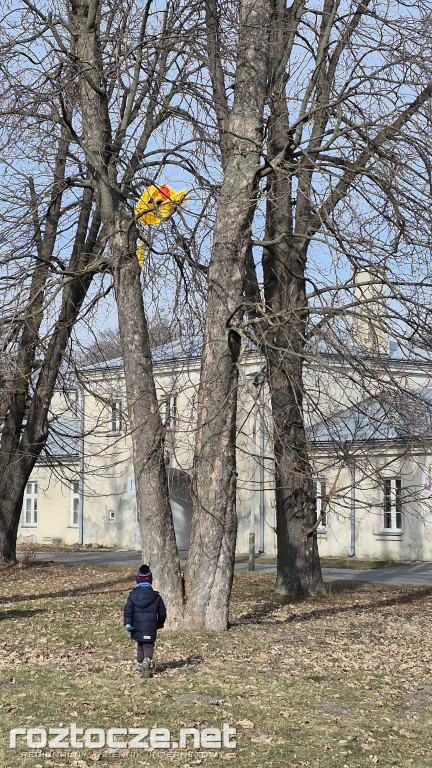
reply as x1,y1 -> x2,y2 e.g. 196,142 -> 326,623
1,564 -> 432,768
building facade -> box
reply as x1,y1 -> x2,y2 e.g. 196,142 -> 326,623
17,340 -> 432,562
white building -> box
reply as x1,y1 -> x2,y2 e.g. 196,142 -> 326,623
18,337 -> 432,562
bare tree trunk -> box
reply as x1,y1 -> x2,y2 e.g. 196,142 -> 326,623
259,4 -> 325,596
110,212 -> 184,626
0,191 -> 99,561
269,357 -> 325,596
0,467 -> 31,562
71,0 -> 185,624
0,132 -> 70,561
264,229 -> 325,598
184,0 -> 271,630
253,0 -> 431,596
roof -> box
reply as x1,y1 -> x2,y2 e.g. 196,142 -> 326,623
41,417 -> 80,460
308,389 -> 432,447
313,338 -> 432,366
82,337 -> 203,372
83,333 -> 432,375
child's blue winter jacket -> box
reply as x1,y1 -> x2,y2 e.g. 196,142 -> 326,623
123,584 -> 166,642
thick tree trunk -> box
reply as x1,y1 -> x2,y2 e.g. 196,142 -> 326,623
0,193 -> 99,562
261,39 -> 325,596
270,357 -> 325,596
110,212 -> 184,627
0,467 -> 29,562
72,0 -> 184,624
184,0 -> 271,630
184,300 -> 241,631
0,132 -> 71,562
264,252 -> 325,595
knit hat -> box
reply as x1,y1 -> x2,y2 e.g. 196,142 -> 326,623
136,564 -> 152,584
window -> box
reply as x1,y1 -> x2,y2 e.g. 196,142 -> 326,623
71,481 -> 80,527
23,481 -> 38,526
161,394 -> 177,430
110,399 -> 122,432
314,478 -> 327,531
127,476 -> 136,495
67,389 -> 78,410
383,477 -> 402,531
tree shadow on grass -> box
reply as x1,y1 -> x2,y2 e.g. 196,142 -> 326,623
231,582 -> 432,628
0,574 -> 133,606
155,655 -> 204,674
0,607 -> 47,621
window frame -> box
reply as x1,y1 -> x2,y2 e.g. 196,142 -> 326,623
383,476 -> 402,532
161,393 -> 177,430
71,480 -> 80,528
23,481 -> 38,527
314,477 -> 327,532
110,398 -> 122,433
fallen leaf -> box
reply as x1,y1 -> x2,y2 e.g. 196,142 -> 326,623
237,719 -> 254,729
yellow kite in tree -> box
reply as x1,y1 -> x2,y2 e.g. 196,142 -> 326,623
135,183 -> 187,267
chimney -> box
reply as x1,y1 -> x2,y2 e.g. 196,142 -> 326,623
352,268 -> 389,354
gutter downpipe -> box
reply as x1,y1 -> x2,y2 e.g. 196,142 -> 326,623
78,385 -> 85,546
350,456 -> 356,558
249,401 -> 258,571
259,388 -> 265,553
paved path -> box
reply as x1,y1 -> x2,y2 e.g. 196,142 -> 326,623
321,563 -> 432,586
31,550 -> 432,586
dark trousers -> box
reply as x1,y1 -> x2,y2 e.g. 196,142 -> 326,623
137,642 -> 155,662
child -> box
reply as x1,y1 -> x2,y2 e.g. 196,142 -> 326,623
123,564 -> 167,678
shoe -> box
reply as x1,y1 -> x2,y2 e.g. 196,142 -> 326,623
136,662 -> 143,674
141,658 -> 151,679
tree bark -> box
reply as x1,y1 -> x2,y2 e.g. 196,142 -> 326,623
110,212 -> 184,626
263,228 -> 325,596
184,0 -> 271,630
0,191 -> 99,562
254,0 -> 326,595
71,0 -> 185,624
0,131 -> 70,561
238,0 -> 325,596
